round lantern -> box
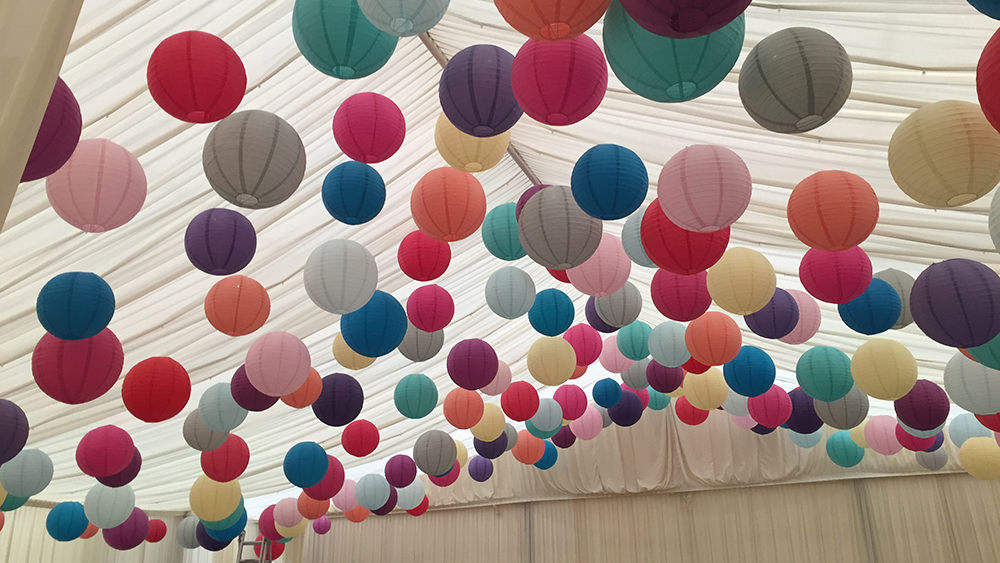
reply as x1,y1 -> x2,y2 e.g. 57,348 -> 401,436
910,259 -> 1000,348
122,357 -> 190,422
197,521 -> 234,551
146,31 -> 245,123
304,455 -> 345,500
0,449 -> 52,497
177,516 -> 200,548
96,446 -> 141,488
594,282 -> 643,328
284,442 -> 329,488
322,161 -> 386,225
444,389 -> 485,429
385,455 -> 417,489
396,480 -> 426,511
333,92 -> 405,164
183,410 -> 228,452
394,374 -> 438,419
532,441 -> 558,469
683,357 -> 710,375
724,346 -> 776,398
799,247 -> 872,304
199,383 -> 248,433
648,321 -> 690,368
553,384 -> 588,421
501,381 -> 540,421
356,474 -> 392,511
621,211 -> 656,268
398,230 -> 451,281
651,270 -> 710,323
787,171 -> 879,251
485,266 -> 536,320
943,353 -> 1000,415
518,184 -> 603,269
517,185 -> 549,218
617,321 -> 652,361
243,332 -> 311,398
967,332 -> 1000,370
45,138 -> 145,232
36,272 -> 114,341
411,167 -> 487,242
84,483 -> 135,529
32,328 -> 123,404
398,322 -> 445,362
895,425 -> 936,452
675,396 -> 709,425
333,333 -> 375,371
475,432 -> 508,459
468,456 -> 494,482
482,203 -> 526,261
440,44 -> 522,136
603,3 -> 744,102
864,415 -> 903,456
567,234 -> 632,297
648,389 -> 671,411
358,0 -> 449,35
563,324 -> 603,366
722,389 -> 749,416
683,368 -> 728,411
190,475 -> 242,522
46,501 -> 89,542
971,0 -> 1000,20
647,361 -> 684,394
273,498 -> 302,529
785,389 -> 823,435
620,361 -> 649,393
293,0 -> 397,78
204,275 -> 269,336
342,420 -> 380,457
203,110 -> 306,209
640,199 -> 730,274
593,378 -> 623,408
511,34 -> 607,126
312,516 -> 332,535
889,100 -> 1000,207
838,278 -> 901,336
706,247 -> 776,315
851,338 -> 917,401
950,413 -> 993,448
313,373 -> 365,427
608,389 -> 643,426
413,430 -> 458,476
21,77 -> 81,182
779,289 -> 822,345
872,269 -> 914,330
448,339 -> 499,390
201,434 -> 249,483
796,346 -> 853,402
893,379 -> 949,432
685,312 -> 741,366
146,519 -> 167,543
739,27 -> 852,134
620,0 -> 749,37
571,144 -> 647,220
827,431 -> 865,468
745,288 -> 799,340
917,448 -> 949,471
435,112 -> 509,172
569,406 -> 603,440
528,288 -> 574,336
657,145 -> 751,233
304,239 -> 378,315
496,0 -> 610,40
598,335 -> 633,374
103,507 -> 149,551
511,430 -> 546,464
77,425 -> 134,478
295,490 -> 329,520
341,290 -> 408,357
586,296 -> 618,333
530,399 -> 564,433
813,385 -> 868,430
407,284 -> 454,333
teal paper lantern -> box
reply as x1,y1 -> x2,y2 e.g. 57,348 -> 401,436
603,0 -> 744,103
393,374 -> 438,419
796,346 -> 853,402
0,494 -> 28,512
968,332 -> 1000,370
36,272 -> 115,341
283,442 -> 329,488
837,278 -> 902,335
292,0 -> 398,79
723,346 -> 775,398
617,320 -> 652,360
826,430 -> 864,467
533,441 -> 558,469
341,290 -> 408,357
321,161 -> 386,225
525,419 -> 560,439
482,203 -> 526,261
647,389 -> 671,411
528,288 -> 574,336
46,501 -> 89,542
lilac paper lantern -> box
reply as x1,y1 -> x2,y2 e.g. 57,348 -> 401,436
103,507 -> 149,551
447,339 -> 499,390
468,456 -> 494,482
551,425 -> 577,448
385,454 -> 417,488
230,365 -> 279,412
196,521 -> 231,551
313,515 -> 332,535
372,485 -> 398,515
646,360 -> 683,393
745,288 -> 800,340
184,209 -> 257,275
21,77 -> 82,182
474,432 -> 508,459
515,185 -> 550,219
608,389 -> 643,426
312,373 -> 365,427
784,389 -> 823,435
910,259 -> 1000,348
586,296 -> 619,333
0,399 -> 29,465
926,432 -> 945,452
894,379 -> 949,432
439,45 -> 522,137
96,447 -> 141,488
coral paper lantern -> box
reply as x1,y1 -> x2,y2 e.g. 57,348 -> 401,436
567,234 -> 632,297
685,312 -> 741,366
297,491 -> 330,520
851,338 -> 917,401
439,44 -> 522,137
512,430 -> 546,464
747,385 -> 793,428
411,167 -> 487,242
910,259 -> 1000,348
205,275 -> 270,337
447,339 -> 499,390
281,368 -> 323,409
185,208 -> 257,276
342,420 -> 380,457
571,144 -> 648,221
495,0 -> 611,40
322,162 -> 386,225
398,230 -> 451,281
435,112 -> 510,173
650,269 -> 710,322
201,435 -> 250,482
519,185 -> 604,270
333,93 -> 405,163
799,247 -> 872,304
32,328 -> 123,405
443,389 -> 484,429
293,0 -> 398,79
147,31 -> 245,123
407,285 -> 454,333
77,426 -> 134,478
122,357 -> 191,422
778,289 -> 822,345
511,35 -> 608,126
706,247 -> 776,315
657,145 -> 751,233
640,199 -> 730,274
787,171 -> 879,251
501,381 -> 540,421
245,332 -> 311,397
619,0 -> 749,38
21,77 -> 81,182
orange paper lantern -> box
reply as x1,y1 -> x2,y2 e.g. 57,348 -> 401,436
204,275 -> 270,336
410,167 -> 487,242
281,368 -> 323,408
344,505 -> 369,523
787,171 -> 879,251
571,364 -> 587,379
297,490 -> 330,520
443,388 -> 485,429
685,312 -> 742,366
511,430 -> 545,464
495,0 -> 612,40
80,522 -> 98,539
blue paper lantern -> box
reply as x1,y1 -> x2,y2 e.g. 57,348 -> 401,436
341,290 -> 408,357
969,0 -> 1000,19
482,203 -> 526,261
723,346 -> 775,398
616,320 -> 652,360
46,501 -> 89,542
571,144 -> 648,220
608,389 -> 643,426
796,346 -> 853,402
36,272 -> 115,340
593,378 -> 623,408
528,288 -> 574,336
292,0 -> 398,79
322,161 -> 386,225
826,430 -> 865,467
838,278 -> 902,335
533,441 -> 558,470
283,442 -> 329,488
203,508 -> 247,542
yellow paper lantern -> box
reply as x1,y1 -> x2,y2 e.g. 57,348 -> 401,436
275,517 -> 309,538
959,437 -> 1000,479
526,336 -> 576,386
470,403 -> 505,442
706,247 -> 776,315
434,113 -> 510,173
455,439 -> 468,468
189,474 -> 242,522
682,368 -> 728,411
888,100 -> 1000,207
849,419 -> 869,448
332,332 -> 376,370
851,339 -> 917,400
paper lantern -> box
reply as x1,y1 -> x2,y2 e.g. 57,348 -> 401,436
198,383 -> 248,433
46,501 -> 89,542
96,446 -> 141,488
799,247 -> 872,304
440,44 -> 521,136
851,339 -> 917,401
640,199 -> 730,274
495,0 -> 610,40
104,507 -> 149,551
571,144 -> 647,221
184,209 -> 257,277
331,334 -> 375,372
304,239 -> 378,315
586,296 -> 618,333
32,328 -> 123,405
77,425 -> 134,478
967,332 -> 1000,371
410,167 -> 487,242
474,432 -> 508,459
648,321 -> 690,368
744,288 -> 798,340
607,389 -> 642,426
519,185 -> 604,270
685,312 -> 741,366
787,171 -> 879,251
674,396 -> 708,425
189,475 -> 241,522
405,285 -> 454,334
568,406 -> 603,440
478,205 -> 525,262
562,324 -> 603,367
398,231 -> 451,282
838,278 -> 902,336
723,346 -> 775,398
274,498 -> 302,529
443,388 -> 485,429
950,413 -> 993,448
257,505 -> 283,541
617,321 -> 652,361
814,386 -> 868,430
683,368 -> 728,411
146,31 -> 244,123
826,431 -> 865,467
510,430 -> 545,464
341,291 -> 408,357
648,389 -> 671,411
594,282 -> 643,329
943,353 -> 1000,415
864,415 -> 903,456
978,413 -> 1000,432
302,455 -> 345,501
394,374 -> 438,419
435,113 -> 509,173
516,185 -> 549,219
796,346 -> 853,402
889,100 -> 1000,207
788,429 -> 823,449
177,516 -> 201,548
0,449 -> 51,498
567,234 -> 632,298
36,272 -> 114,341
398,323 -> 445,364
604,2 -> 743,102
511,34 -> 607,126
84,483 -> 135,529
531,441 -> 558,469
121,357 -> 191,422
313,517 -> 331,535
21,77 -> 81,182
731,414 -> 757,429
683,357 -> 710,375
203,275 -> 269,337
618,0 -> 748,38
779,289 -> 822,345
707,247 -> 776,315
646,361 -> 684,395
396,480 -> 426,511
722,389 -> 749,416
747,385 -> 793,428
593,378 -> 623,408
183,410 -> 228,452
971,0 -> 1000,20
658,145 -> 751,233
203,110 -> 306,209
621,211 -> 656,268
447,339 -> 499,390
384,455 -> 418,489
428,461 -> 461,486
553,385 -> 587,421
331,482 -> 357,512
283,442 -> 329,488
464,455 -> 493,482
333,93 -> 405,165
739,27 -> 852,134
501,381 -> 540,421
372,485 -> 399,514
146,519 -> 167,543
893,380 -> 949,432
293,0 -> 397,78
321,164 -> 385,227
981,27 -> 1000,133
911,259 -> 1000,348
469,403 -> 504,442
345,505 -> 372,523
358,0 -> 448,34
649,270 -> 707,325
916,448 -> 948,471
201,435 -> 250,483
313,373 -> 365,427
622,364 -> 651,397
896,424 -> 937,452
484,269 -> 535,322
598,335 -> 633,374
526,289 -> 573,337
342,420 -> 380,458
871,269 -> 914,330
413,430 -> 458,476
785,389 -> 823,435
197,521 -> 233,551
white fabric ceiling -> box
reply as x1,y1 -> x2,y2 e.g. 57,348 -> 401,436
2,0 -> 998,511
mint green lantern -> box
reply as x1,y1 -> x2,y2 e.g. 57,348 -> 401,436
647,389 -> 670,411
826,431 -> 864,468
482,203 -> 526,261
617,320 -> 652,360
393,374 -> 438,419
602,0 -> 744,103
292,0 -> 398,79
795,346 -> 853,402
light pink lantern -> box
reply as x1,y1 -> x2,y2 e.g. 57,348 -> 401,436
657,145 -> 752,233
865,415 -> 903,456
562,324 -> 603,366
599,335 -> 633,373
480,361 -> 510,396
567,233 -> 631,296
273,497 -> 303,528
569,406 -> 603,440
406,284 -> 454,332
245,332 -> 311,397
553,384 -> 587,420
46,139 -> 147,232
731,414 -> 757,429
747,385 -> 792,428
778,289 -> 822,345
332,478 -> 358,512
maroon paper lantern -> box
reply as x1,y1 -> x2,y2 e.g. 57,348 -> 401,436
447,339 -> 499,390
406,284 -> 454,332
511,35 -> 608,126
32,328 -> 123,405
799,247 -> 872,304
21,77 -> 82,182
76,425 -> 134,478
551,425 -> 577,448
910,259 -> 1000,348
650,269 -> 711,321
121,357 -> 191,422
385,454 -> 417,488
97,447 -> 142,488
640,199 -> 729,274
646,360 -> 683,393
201,434 -> 250,482
230,365 -> 279,412
372,486 -> 398,515
894,380 -> 949,432
103,508 -> 149,551
342,419 -> 380,457
146,31 -> 246,123
515,185 -> 550,219
333,92 -> 406,163
397,230 -> 451,281
619,0 -> 751,38
304,455 -> 346,500
745,288 -> 800,339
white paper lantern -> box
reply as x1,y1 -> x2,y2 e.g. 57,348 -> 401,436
304,239 -> 378,315
622,358 -> 651,390
722,389 -> 749,417
0,449 -> 52,497
84,483 -> 135,529
198,382 -> 248,432
485,266 -> 536,319
355,474 -> 391,511
949,412 -> 994,448
395,479 -> 425,510
413,429 -> 457,476
176,515 -> 200,549
788,429 -> 822,448
529,398 -> 564,433
621,210 -> 656,268
944,353 -> 1000,415
358,0 -> 449,36
648,321 -> 690,368
916,448 -> 948,471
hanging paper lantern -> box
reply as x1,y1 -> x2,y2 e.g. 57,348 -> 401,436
184,209 -> 257,277
571,144 -> 647,221
723,346 -> 775,398
530,399 -> 565,433
413,430 -> 458,476
204,275 -> 269,337
567,234 -> 632,297
683,357 -> 710,375
146,519 -> 167,543
747,385 -> 793,429
342,420 -> 380,457
475,432 -> 508,459
341,291 -> 408,357
243,332 -> 311,398
443,389 -> 485,430
84,483 -> 135,529
531,441 -> 558,469
501,381 -> 540,421
594,282 -> 643,329
813,385 -> 868,430
603,2 -> 744,102
77,426 -> 134,478
302,455 -> 345,501
305,240 -> 378,315
796,346 -> 853,402
36,272 -> 114,341
439,44 -> 521,136
799,247 -> 872,304
332,93 -> 405,164
471,403 -> 505,442
598,335 -> 633,374
789,428 -> 823,449
895,424 -> 937,452
826,431 -> 865,467
607,389 -> 643,426
864,416 -> 903,456
526,336 -> 577,386
563,324 -> 603,366
312,373 -> 364,427
722,389 -> 749,416
648,321 -> 690,368
685,312 -> 741,366
293,0 -> 397,78
46,501 -> 89,542
784,389 -> 823,435
321,161 -> 386,226
851,339 -> 917,401
482,359 -> 511,395
619,0 -> 749,37
617,321 -> 652,361
411,167 -> 487,242
398,230 -> 450,281
447,339 -> 499,390
593,378 -> 623,408
960,437 -> 1000,479
122,357 -> 191,422
21,77 -> 82,182
183,410 -> 228,452
176,515 -> 201,548
983,27 -> 1000,134
203,110 -> 306,209
657,145 -> 751,233
482,203 -> 526,261
407,284 -> 454,333
96,446 -> 141,488
787,171 -> 879,251
739,27 -> 852,134
146,31 -> 245,123
283,442 -> 329,489
32,328 -> 123,405
569,406 -> 603,440
516,185 -> 549,219
706,247 -> 776,315
435,112 -> 509,173
950,413 -> 994,448
0,449 -> 52,497
910,259 -> 1000,348
358,0 -> 449,35
779,289 -> 822,345
647,360 -> 684,394
332,333 -> 375,371
190,475 -> 242,522
647,389 -> 671,411
683,368 -> 728,411
872,269 -> 914,330
398,322 -> 445,363
838,279 -> 902,336
427,461 -> 461,487
495,0 -> 610,40
394,374 -> 438,419
968,332 -> 1000,371
466,455 -> 494,482
396,480 -> 426,512
199,383 -> 248,432
528,288 -> 574,336
944,353 -> 1000,415
197,521 -> 234,551
621,211 -> 656,268
511,430 -> 546,464
103,507 -> 149,551
356,474 -> 392,511
200,434 -> 249,483
385,455 -> 418,489
518,185 -> 603,270
640,199 -> 730,274
744,289 -> 799,340
675,396 -> 709,425
585,296 -> 618,333
511,35 -> 607,126
485,266 -> 536,320
553,385 -> 587,420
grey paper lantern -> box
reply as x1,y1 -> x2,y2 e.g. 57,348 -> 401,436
398,321 -> 445,362
529,399 -> 564,433
358,0 -> 449,36
596,405 -> 613,428
183,410 -> 229,452
176,516 -> 201,549
916,448 -> 948,471
355,474 -> 391,511
203,110 -> 307,209
722,389 -> 749,417
949,412 -> 993,448
518,185 -> 603,270
84,483 -> 135,529
621,211 -> 656,268
303,240 -> 378,315
198,383 -> 248,433
485,266 -> 536,319
873,268 -> 914,329
0,449 -> 53,497
990,187 -> 1000,254
738,28 -> 852,134
503,422 -> 518,451
813,385 -> 868,430
648,321 -> 690,368
395,478 -> 425,510
595,281 -> 642,328
413,429 -> 457,476
622,358 -> 651,390
943,353 -> 1000,415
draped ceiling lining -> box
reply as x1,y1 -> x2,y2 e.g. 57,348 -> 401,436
1,0 -> 997,512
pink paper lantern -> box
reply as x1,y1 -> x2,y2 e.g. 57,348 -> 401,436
731,414 -> 757,429
274,498 -> 303,528
406,284 -> 454,332
567,233 -> 631,296
650,269 -> 711,322
332,479 -> 358,512
657,145 -> 752,233
562,324 -> 604,366
865,415 -> 903,456
895,424 -> 937,452
799,247 -> 872,304
313,515 -> 332,535
553,384 -> 587,420
32,328 -> 124,405
511,35 -> 608,126
481,360 -> 512,396
569,406 -> 603,440
333,92 -> 406,163
428,460 -> 461,487
46,139 -> 147,232
599,335 -> 633,373
245,332 -> 311,397
778,289 -> 822,345
747,385 -> 792,428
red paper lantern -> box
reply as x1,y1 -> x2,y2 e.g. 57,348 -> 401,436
411,167 -> 487,242
397,230 -> 451,281
495,0 -> 611,40
146,31 -> 246,123
145,519 -> 167,543
640,199 -> 730,274
304,455 -> 346,500
406,284 -> 454,332
799,247 -> 872,304
428,461 -> 461,487
121,357 -> 191,423
511,35 -> 608,126
747,385 -> 792,428
32,328 -> 124,405
254,534 -> 285,559
200,434 -> 250,482
650,269 -> 711,321
562,324 -> 603,366
548,268 -> 570,283
501,381 -> 540,421
553,384 -> 587,420
978,27 -> 1000,133
342,419 -> 380,457
443,388 -> 485,429
76,425 -> 135,478
406,496 -> 429,516
682,357 -> 710,375
675,396 -> 709,425
333,92 -> 406,163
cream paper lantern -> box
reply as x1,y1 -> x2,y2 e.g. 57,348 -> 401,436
706,247 -> 776,315
189,474 -> 242,522
526,336 -> 576,386
959,437 -> 1000,479
683,368 -> 728,411
333,332 -> 376,370
850,339 -> 917,401
471,403 -> 506,442
434,113 -> 509,172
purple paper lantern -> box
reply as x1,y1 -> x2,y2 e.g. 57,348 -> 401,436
618,0 -> 751,38
784,388 -> 823,434
103,507 -> 149,551
474,432 -> 508,459
925,432 -> 944,452
372,485 -> 398,515
608,389 -> 643,426
894,380 -> 949,432
910,259 -> 1000,348
551,425 -> 577,448
97,447 -> 142,488
196,521 -> 231,551
313,515 -> 332,535
745,288 -> 800,340
231,365 -> 279,412
468,456 -> 494,482
385,454 -> 417,488
184,208 -> 257,276
21,77 -> 82,182
515,185 -> 550,220
646,360 -> 683,393
439,45 -> 522,137
586,296 -> 619,333
312,373 -> 364,427
0,399 -> 29,465
751,424 -> 776,435
447,339 -> 499,390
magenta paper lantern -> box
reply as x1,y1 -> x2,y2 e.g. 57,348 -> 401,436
32,328 -> 123,405
619,0 -> 751,38
231,365 -> 279,412
799,247 -> 872,304
481,361 -> 512,396
599,335 -> 633,373
76,425 -> 134,478
778,289 -> 822,345
103,507 -> 149,551
865,415 -> 903,456
447,339 -> 499,390
406,284 -> 454,332
553,384 -> 587,420
567,234 -> 631,296
650,269 -> 711,321
385,454 -> 417,488
46,139 -> 147,232
21,77 -> 82,182
333,92 -> 406,163
313,515 -> 332,534
428,461 -> 461,487
895,424 -> 937,452
894,380 -> 949,432
511,35 -> 608,126
646,360 -> 683,393
747,385 -> 793,428
257,505 -> 281,541
569,406 -> 603,440
332,479 -> 358,511
245,332 -> 311,397
562,324 -> 603,366
657,145 -> 751,233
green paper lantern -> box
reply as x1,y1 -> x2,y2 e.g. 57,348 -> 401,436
968,332 -> 1000,370
393,374 -> 438,419
796,346 -> 853,402
826,430 -> 865,468
602,0 -> 744,103
525,419 -> 560,439
617,320 -> 652,360
647,389 -> 670,411
292,0 -> 398,79
482,203 -> 526,261
0,493 -> 29,512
